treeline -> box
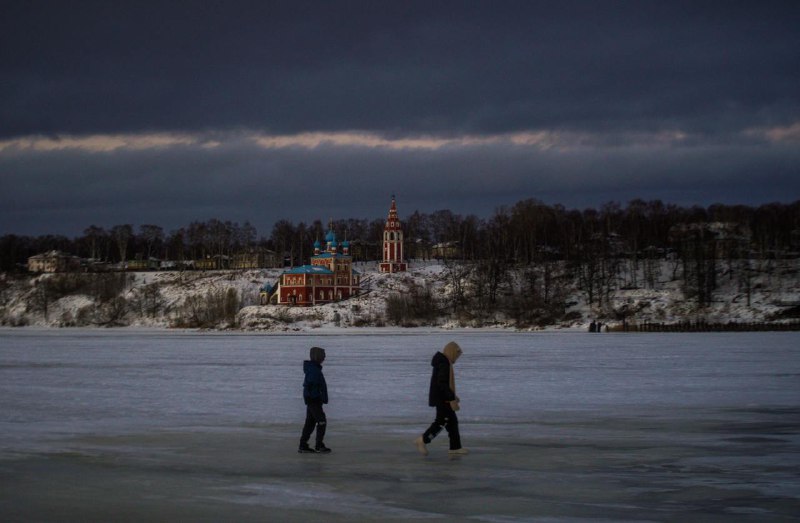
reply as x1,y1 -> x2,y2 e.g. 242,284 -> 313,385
2,199 -> 799,274
406,199 -> 800,262
0,220 -> 262,271
381,199 -> 799,327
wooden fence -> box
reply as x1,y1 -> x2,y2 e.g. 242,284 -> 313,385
605,320 -> 800,332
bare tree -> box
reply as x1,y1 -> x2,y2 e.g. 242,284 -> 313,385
111,224 -> 133,263
271,220 -> 295,267
139,224 -> 164,260
83,225 -> 106,260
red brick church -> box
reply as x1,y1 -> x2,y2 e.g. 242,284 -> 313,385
261,197 -> 407,306
380,196 -> 407,273
267,225 -> 361,306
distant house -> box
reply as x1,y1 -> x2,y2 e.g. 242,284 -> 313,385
81,259 -> 111,272
230,250 -> 281,270
126,258 -> 161,271
431,241 -> 461,260
159,260 -> 179,270
194,255 -> 229,270
27,251 -> 81,273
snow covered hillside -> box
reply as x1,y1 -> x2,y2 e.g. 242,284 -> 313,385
1,259 -> 799,330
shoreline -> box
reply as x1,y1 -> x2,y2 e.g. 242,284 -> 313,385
3,321 -> 800,335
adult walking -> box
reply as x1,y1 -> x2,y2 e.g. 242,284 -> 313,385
414,341 -> 468,456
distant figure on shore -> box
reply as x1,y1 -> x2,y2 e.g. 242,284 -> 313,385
299,346 -> 331,454
589,321 -> 604,333
415,341 -> 468,456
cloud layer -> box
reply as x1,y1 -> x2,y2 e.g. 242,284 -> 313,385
1,1 -> 798,235
2,129 -> 797,236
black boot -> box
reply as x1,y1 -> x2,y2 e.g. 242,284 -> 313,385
315,443 -> 332,454
298,442 -> 316,453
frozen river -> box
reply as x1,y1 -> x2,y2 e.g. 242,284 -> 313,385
1,329 -> 799,521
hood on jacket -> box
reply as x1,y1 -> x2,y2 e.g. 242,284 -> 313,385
309,346 -> 326,363
431,351 -> 449,367
442,341 -> 462,364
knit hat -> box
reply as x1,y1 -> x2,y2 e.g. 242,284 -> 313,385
309,346 -> 326,363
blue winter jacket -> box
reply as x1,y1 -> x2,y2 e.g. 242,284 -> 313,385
303,360 -> 328,405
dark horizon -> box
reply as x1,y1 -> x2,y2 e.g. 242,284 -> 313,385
4,196 -> 798,242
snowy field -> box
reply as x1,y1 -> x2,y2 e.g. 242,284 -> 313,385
1,329 -> 799,521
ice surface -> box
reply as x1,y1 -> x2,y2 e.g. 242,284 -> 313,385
1,329 -> 799,521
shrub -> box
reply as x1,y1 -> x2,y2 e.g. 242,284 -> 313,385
177,287 -> 240,328
99,296 -> 130,326
385,282 -> 439,326
90,273 -> 133,302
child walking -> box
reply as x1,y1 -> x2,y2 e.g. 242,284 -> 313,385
414,341 -> 468,456
299,346 -> 331,453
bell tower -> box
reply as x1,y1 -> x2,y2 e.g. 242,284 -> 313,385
380,195 -> 407,273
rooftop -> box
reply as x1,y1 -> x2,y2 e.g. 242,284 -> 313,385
284,265 -> 334,275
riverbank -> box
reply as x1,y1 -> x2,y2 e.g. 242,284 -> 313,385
3,258 -> 799,331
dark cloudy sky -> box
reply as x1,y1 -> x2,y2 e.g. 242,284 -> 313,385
1,1 -> 799,237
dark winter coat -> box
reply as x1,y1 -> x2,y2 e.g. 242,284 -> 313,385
303,360 -> 328,405
428,351 -> 456,406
